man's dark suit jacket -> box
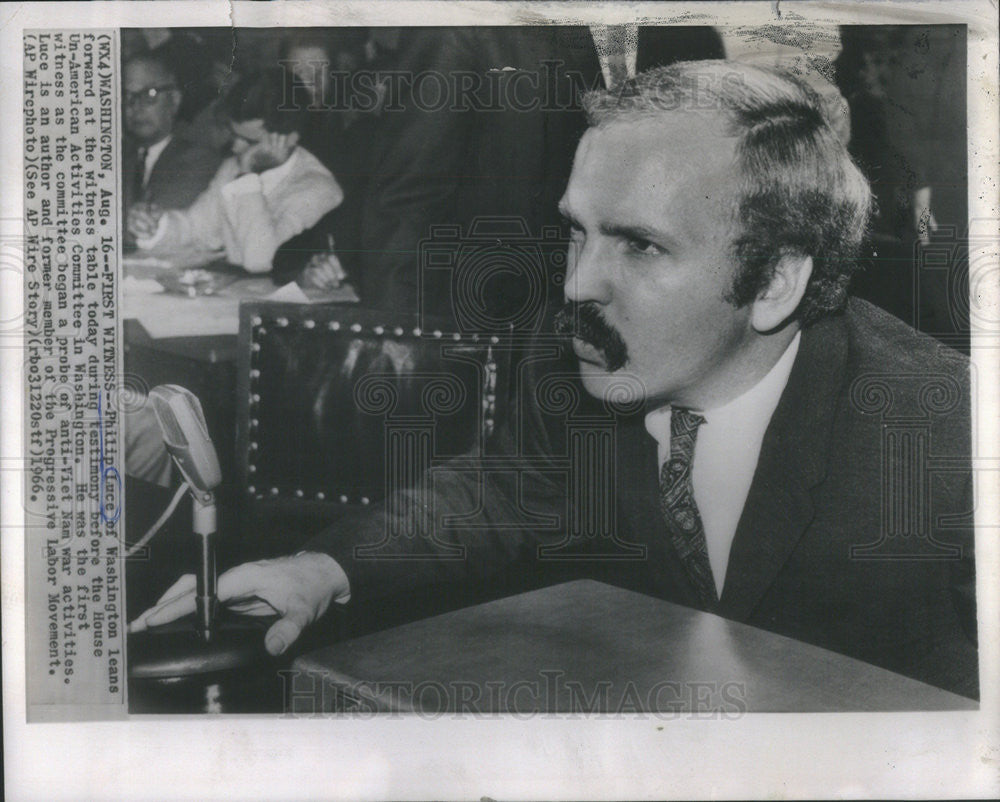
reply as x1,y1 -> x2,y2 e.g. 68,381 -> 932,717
123,134 -> 222,251
123,133 -> 222,212
344,26 -> 723,313
308,299 -> 978,699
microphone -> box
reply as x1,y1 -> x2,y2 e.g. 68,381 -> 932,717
148,385 -> 222,641
148,385 -> 221,498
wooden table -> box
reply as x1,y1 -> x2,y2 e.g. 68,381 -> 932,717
291,579 -> 977,713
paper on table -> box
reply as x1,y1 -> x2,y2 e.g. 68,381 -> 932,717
123,278 -> 360,339
122,292 -> 243,338
264,281 -> 313,303
122,254 -> 174,271
264,281 -> 360,304
121,275 -> 165,295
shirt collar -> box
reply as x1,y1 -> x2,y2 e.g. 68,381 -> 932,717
644,331 -> 801,446
143,134 -> 171,164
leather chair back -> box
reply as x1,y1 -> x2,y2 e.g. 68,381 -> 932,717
236,303 -> 510,556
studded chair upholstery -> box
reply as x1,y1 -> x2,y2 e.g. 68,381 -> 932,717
236,303 -> 511,558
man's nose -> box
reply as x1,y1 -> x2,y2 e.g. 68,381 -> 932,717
562,238 -> 611,305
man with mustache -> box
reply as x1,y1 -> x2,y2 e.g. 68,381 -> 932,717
131,61 -> 977,698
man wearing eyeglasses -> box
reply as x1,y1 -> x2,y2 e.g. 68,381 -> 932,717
123,53 -> 222,249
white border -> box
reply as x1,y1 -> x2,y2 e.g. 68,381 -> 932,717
2,2 -> 998,799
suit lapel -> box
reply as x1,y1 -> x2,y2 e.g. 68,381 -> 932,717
617,410 -> 660,551
146,137 -> 179,196
616,409 -> 708,608
718,315 -> 849,620
123,144 -> 141,210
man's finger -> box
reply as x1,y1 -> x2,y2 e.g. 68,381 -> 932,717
263,603 -> 312,655
129,565 -> 265,632
301,264 -> 337,291
314,263 -> 340,290
128,574 -> 197,632
215,561 -> 269,603
140,592 -> 198,629
128,592 -> 195,633
153,573 -> 197,606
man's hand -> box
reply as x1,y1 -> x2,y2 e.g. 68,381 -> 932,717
300,251 -> 346,291
237,131 -> 300,175
128,551 -> 350,655
127,204 -> 163,241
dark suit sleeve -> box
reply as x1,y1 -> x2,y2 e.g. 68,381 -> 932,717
923,414 -> 979,698
144,137 -> 223,211
303,349 -> 575,606
355,29 -> 481,311
270,209 -> 337,285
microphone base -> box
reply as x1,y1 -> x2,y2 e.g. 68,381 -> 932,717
128,613 -> 284,713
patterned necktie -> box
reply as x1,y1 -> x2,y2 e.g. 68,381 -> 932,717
659,407 -> 719,608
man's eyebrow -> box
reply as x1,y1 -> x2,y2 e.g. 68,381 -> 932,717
600,221 -> 679,249
558,203 -> 680,249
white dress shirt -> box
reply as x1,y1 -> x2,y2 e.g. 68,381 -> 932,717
135,146 -> 343,273
644,333 -> 801,597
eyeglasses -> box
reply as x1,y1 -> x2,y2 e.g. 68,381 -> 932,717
124,85 -> 177,108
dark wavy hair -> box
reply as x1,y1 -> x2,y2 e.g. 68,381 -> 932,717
583,61 -> 873,326
222,66 -> 300,134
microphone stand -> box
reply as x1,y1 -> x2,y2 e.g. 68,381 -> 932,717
191,490 -> 217,642
127,384 -> 274,711
127,481 -> 274,713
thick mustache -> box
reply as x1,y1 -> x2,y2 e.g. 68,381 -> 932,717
553,302 -> 629,372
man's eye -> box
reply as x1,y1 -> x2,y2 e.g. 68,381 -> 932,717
626,238 -> 665,257
560,215 -> 582,234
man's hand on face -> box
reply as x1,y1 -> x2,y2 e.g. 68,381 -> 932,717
128,551 -> 350,656
127,204 -> 163,241
237,131 -> 300,176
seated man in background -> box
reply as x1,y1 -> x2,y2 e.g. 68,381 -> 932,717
128,68 -> 345,280
123,52 -> 223,249
132,61 -> 977,698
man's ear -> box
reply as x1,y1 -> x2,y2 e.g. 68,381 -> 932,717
750,253 -> 813,333
167,88 -> 183,117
